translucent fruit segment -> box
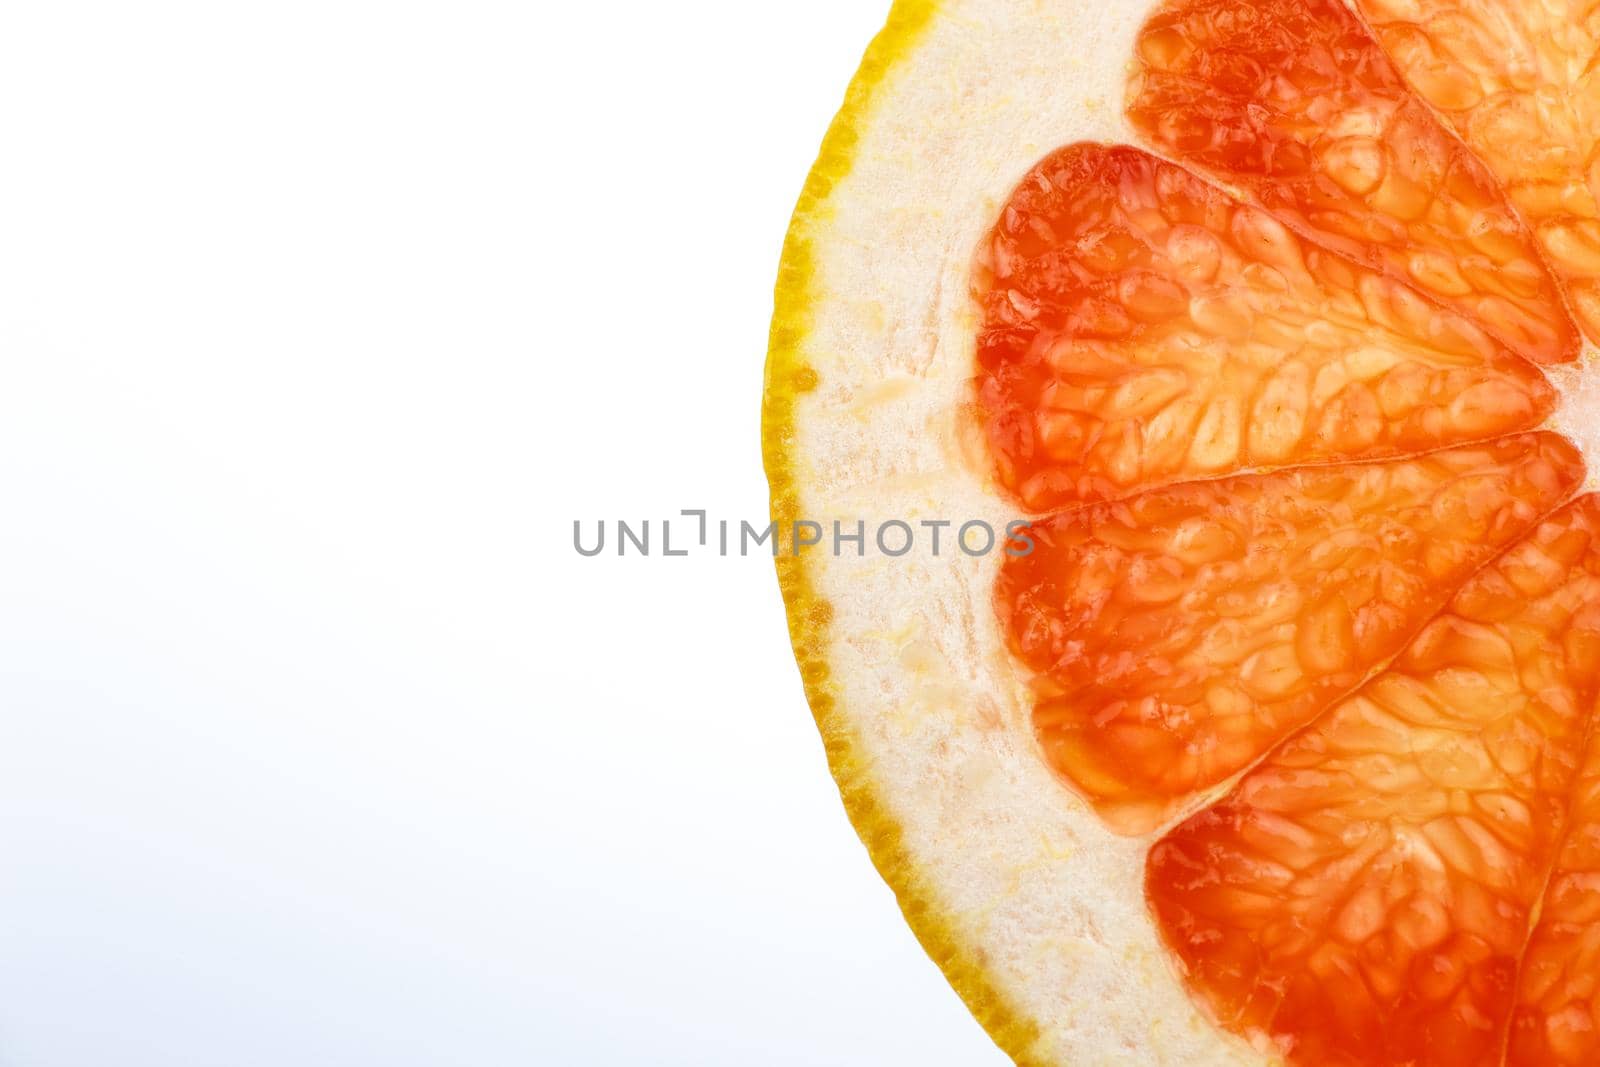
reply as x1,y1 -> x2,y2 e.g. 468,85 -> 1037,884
1511,705 -> 1600,1064
1357,0 -> 1600,343
1147,496 -> 1600,1067
1000,432 -> 1583,835
974,144 -> 1555,511
1128,0 -> 1580,363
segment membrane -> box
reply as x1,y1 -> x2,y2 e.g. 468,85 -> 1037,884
1147,496 -> 1600,1066
1128,0 -> 1580,361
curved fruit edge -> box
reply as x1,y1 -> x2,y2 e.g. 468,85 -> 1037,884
760,2 -> 1045,1063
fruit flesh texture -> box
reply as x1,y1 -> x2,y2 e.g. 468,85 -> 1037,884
1356,0 -> 1600,344
998,433 -> 1583,834
976,1 -> 1600,1053
974,145 -> 1555,513
1147,497 -> 1600,1067
1127,0 -> 1581,364
1512,697 -> 1600,1066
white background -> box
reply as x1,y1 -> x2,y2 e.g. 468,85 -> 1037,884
0,2 -> 1007,1064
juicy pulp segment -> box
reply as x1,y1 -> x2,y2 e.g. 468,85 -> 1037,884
999,433 -> 1584,835
973,143 -> 1555,512
1511,689 -> 1600,1065
1357,0 -> 1600,344
1127,0 -> 1579,364
1146,496 -> 1600,1067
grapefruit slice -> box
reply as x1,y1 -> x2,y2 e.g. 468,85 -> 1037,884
765,0 -> 1600,1063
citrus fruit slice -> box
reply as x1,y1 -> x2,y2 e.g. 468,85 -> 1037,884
765,0 -> 1600,1063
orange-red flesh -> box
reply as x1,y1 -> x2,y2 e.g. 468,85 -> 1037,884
1355,0 -> 1600,345
998,433 -> 1584,834
1127,0 -> 1581,363
974,144 -> 1555,512
1147,495 -> 1600,1067
1512,695 -> 1600,1066
969,0 -> 1600,1060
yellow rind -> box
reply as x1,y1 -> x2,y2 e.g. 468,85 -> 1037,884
761,2 -> 1045,1063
